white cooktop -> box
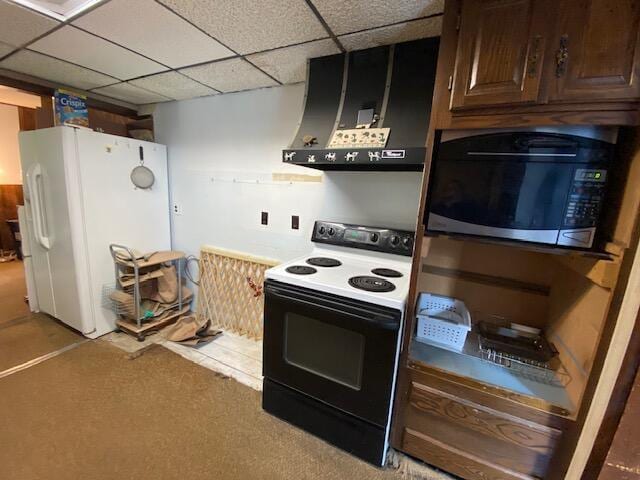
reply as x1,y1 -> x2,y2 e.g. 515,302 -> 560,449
266,245 -> 412,310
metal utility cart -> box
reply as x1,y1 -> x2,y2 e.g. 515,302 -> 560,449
109,244 -> 188,341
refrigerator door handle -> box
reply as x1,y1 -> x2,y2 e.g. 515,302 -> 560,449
26,163 -> 51,250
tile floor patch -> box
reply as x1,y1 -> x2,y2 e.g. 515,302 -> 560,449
105,329 -> 263,391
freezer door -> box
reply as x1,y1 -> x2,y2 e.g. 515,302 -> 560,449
19,127 -> 89,333
17,206 -> 39,312
73,129 -> 171,337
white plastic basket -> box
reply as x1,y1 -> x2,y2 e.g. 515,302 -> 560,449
415,293 -> 472,351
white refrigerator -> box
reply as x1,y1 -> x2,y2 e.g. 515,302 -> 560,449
19,126 -> 171,338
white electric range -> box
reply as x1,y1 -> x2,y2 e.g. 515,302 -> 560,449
265,244 -> 412,310
262,220 -> 415,466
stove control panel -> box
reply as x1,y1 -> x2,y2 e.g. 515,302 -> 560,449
312,221 -> 415,256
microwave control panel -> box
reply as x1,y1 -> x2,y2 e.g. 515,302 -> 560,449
563,168 -> 607,228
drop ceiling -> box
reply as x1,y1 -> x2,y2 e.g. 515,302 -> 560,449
0,0 -> 443,106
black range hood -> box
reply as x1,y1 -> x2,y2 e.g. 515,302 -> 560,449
283,37 -> 439,171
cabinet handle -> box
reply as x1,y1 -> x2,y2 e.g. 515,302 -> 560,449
527,35 -> 542,78
555,34 -> 569,77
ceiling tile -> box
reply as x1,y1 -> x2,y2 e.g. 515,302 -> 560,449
30,26 -> 166,80
0,49 -> 118,90
0,41 -> 16,58
0,0 -> 59,47
339,17 -> 443,51
180,58 -> 278,93
158,0 -> 327,54
93,82 -> 171,105
312,0 -> 444,35
246,39 -> 340,84
73,0 -> 234,68
130,72 -> 217,100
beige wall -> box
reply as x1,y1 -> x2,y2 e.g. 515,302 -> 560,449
0,103 -> 22,185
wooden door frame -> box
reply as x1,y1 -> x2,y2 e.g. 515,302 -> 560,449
581,313 -> 640,478
566,214 -> 640,477
0,73 -> 138,118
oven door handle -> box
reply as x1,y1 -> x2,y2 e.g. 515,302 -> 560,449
266,285 -> 400,331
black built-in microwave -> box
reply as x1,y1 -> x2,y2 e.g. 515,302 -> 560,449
425,128 -> 617,249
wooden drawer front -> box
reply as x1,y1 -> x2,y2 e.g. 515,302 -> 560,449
408,363 -> 572,428
403,428 -> 536,480
406,382 -> 561,478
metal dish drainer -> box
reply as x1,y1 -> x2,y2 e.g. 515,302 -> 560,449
478,342 -> 571,387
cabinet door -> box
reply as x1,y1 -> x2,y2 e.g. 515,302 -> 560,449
451,0 -> 548,110
551,0 -> 640,101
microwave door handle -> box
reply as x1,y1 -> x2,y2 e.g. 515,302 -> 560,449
525,138 -> 577,149
266,287 -> 399,330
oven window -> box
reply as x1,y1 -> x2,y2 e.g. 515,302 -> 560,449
284,312 -> 365,391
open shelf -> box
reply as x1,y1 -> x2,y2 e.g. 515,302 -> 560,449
409,336 -> 575,417
114,250 -> 185,269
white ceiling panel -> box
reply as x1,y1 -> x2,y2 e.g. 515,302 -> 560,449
312,0 -> 444,35
73,0 -> 234,68
158,0 -> 327,54
130,72 -> 217,100
30,26 -> 166,79
93,82 -> 171,104
180,58 -> 278,93
0,0 -> 59,47
0,42 -> 16,58
247,39 -> 340,84
0,49 -> 118,90
339,17 -> 442,51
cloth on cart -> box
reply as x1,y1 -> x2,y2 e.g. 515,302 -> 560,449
163,314 -> 221,346
114,249 -> 158,263
147,265 -> 179,303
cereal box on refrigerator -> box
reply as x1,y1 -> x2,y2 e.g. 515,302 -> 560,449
54,89 -> 89,128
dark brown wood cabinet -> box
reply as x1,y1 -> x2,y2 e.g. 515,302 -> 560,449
444,0 -> 640,126
550,0 -> 640,102
451,0 -> 548,110
396,363 -> 570,480
391,2 -> 640,479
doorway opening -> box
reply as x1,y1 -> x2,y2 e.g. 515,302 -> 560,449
0,84 -> 46,325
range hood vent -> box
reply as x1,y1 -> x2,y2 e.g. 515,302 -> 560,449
283,37 -> 439,171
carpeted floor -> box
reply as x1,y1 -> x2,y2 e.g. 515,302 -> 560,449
0,314 -> 82,372
0,341 -> 404,480
0,260 -> 30,326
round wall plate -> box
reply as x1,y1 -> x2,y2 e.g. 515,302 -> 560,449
130,165 -> 155,189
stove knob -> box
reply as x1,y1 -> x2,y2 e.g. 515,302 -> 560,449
328,227 -> 336,236
390,235 -> 400,246
402,237 -> 413,249
370,232 -> 379,242
318,226 -> 326,235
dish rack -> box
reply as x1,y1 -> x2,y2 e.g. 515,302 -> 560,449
415,293 -> 472,351
478,343 -> 571,387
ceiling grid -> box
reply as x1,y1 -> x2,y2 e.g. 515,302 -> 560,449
0,0 -> 444,105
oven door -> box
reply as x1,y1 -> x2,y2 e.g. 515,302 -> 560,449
263,280 -> 401,427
